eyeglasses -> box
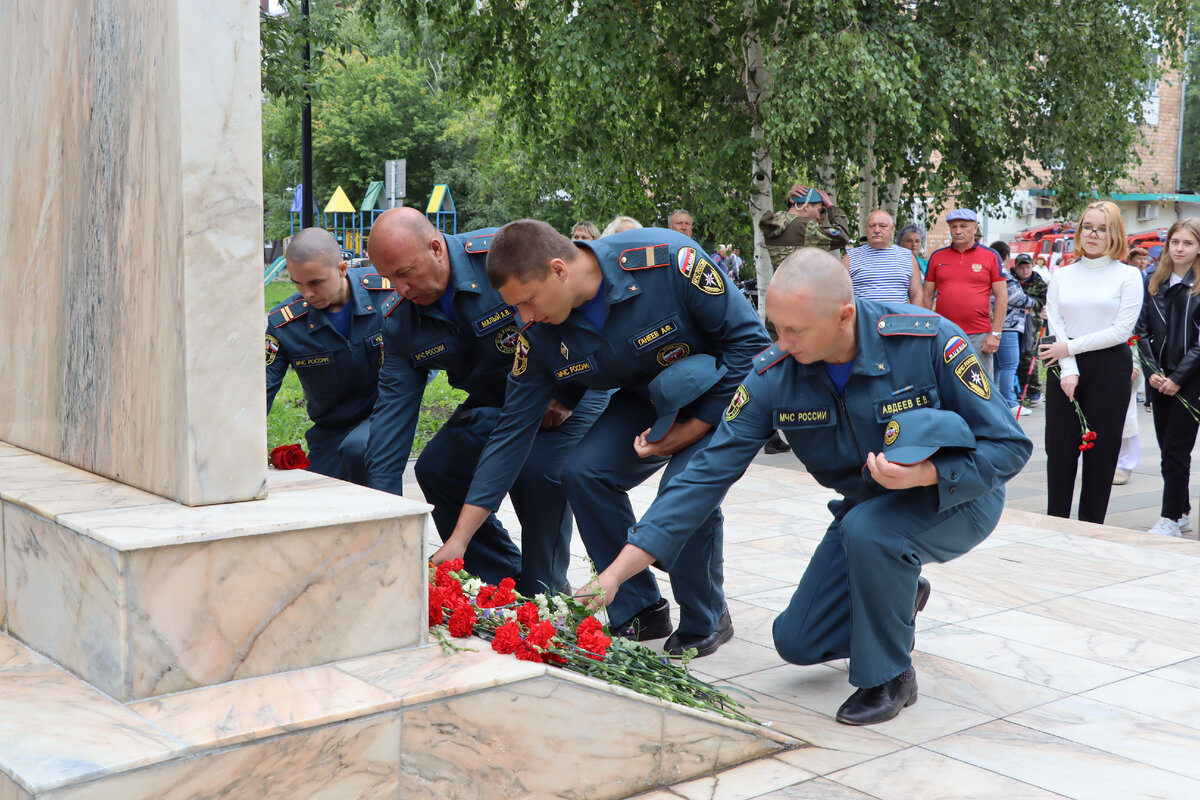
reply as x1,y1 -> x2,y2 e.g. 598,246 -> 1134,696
1081,224 -> 1108,235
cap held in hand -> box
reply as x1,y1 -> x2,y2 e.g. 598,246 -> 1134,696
646,355 -> 729,443
882,408 -> 975,465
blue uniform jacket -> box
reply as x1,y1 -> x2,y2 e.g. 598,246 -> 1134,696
266,266 -> 391,432
463,227 -> 770,511
627,299 -> 1033,569
366,229 -> 583,496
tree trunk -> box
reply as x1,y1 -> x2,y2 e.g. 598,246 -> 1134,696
881,173 -> 905,221
742,23 -> 772,318
858,123 -> 878,234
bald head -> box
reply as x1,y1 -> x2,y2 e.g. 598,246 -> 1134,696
366,207 -> 450,305
368,207 -> 438,259
767,248 -> 858,364
286,227 -> 342,269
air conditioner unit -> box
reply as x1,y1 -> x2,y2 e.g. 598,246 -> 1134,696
1137,202 -> 1159,221
1021,198 -> 1036,216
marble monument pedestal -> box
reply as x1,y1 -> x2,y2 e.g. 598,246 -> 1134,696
0,441 -> 796,798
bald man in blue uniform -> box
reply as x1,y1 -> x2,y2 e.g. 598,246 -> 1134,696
431,220 -> 770,656
581,247 -> 1031,724
365,209 -> 606,596
266,227 -> 392,484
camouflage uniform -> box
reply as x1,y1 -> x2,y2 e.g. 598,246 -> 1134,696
759,204 -> 853,268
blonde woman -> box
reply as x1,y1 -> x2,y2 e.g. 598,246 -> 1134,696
1134,217 -> 1200,536
1038,201 -> 1142,523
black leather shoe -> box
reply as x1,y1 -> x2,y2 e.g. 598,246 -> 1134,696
914,576 -> 930,621
835,667 -> 918,725
763,432 -> 790,454
609,598 -> 673,641
663,609 -> 734,657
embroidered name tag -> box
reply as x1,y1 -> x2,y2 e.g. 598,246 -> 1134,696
632,319 -> 679,350
877,391 -> 934,419
293,354 -> 331,368
412,343 -> 448,364
775,407 -> 834,427
472,305 -> 516,335
555,360 -> 594,380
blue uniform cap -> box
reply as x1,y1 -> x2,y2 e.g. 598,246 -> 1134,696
646,355 -> 729,442
790,185 -> 822,205
882,407 -> 976,465
945,209 -> 978,223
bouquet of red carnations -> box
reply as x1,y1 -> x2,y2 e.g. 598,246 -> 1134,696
429,559 -> 755,723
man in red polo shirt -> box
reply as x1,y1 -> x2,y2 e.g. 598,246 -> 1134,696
922,209 -> 1007,378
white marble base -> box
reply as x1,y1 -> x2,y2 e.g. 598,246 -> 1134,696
1,446 -> 429,700
0,635 -> 792,799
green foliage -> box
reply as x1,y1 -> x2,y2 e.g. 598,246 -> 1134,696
1181,34 -> 1200,193
265,280 -> 296,310
389,0 -> 1193,225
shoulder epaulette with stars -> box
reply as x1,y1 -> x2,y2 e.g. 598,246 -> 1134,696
875,313 -> 938,337
381,291 -> 403,317
464,233 -> 493,254
360,273 -> 393,291
619,244 -> 670,270
754,343 -> 789,374
268,299 -> 310,328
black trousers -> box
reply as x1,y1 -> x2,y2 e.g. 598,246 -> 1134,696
1045,345 -> 1131,524
1151,381 -> 1200,521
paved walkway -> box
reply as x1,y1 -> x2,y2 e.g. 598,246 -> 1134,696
413,404 -> 1200,799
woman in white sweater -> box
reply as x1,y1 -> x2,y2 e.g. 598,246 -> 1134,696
1038,201 -> 1142,523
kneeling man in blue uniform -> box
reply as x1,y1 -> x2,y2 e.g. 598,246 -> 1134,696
431,219 -> 769,656
266,227 -> 392,484
581,247 -> 1031,724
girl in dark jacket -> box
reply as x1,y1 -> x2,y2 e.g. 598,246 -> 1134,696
1135,217 -> 1200,536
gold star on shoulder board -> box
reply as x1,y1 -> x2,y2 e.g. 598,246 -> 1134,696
924,321 -> 932,328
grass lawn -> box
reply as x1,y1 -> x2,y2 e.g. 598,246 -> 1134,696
265,279 -> 467,456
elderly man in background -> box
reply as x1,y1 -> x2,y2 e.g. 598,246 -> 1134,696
844,210 -> 924,306
923,209 -> 1007,378
667,209 -> 694,238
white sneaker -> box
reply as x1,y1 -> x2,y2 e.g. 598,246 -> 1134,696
1112,468 -> 1131,485
1181,514 -> 1192,532
1148,517 -> 1182,536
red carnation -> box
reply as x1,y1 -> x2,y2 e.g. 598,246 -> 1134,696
525,620 -> 557,650
448,606 -> 477,637
1128,335 -> 1140,345
477,585 -> 497,607
428,597 -> 445,628
493,577 -> 517,606
517,602 -> 541,629
576,616 -> 611,660
514,641 -> 544,662
269,444 -> 310,470
491,621 -> 523,655
1083,431 -> 1098,442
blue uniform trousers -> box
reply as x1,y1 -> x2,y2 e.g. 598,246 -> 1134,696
416,392 -> 606,595
305,418 -> 370,486
563,390 -> 725,637
772,486 -> 1003,688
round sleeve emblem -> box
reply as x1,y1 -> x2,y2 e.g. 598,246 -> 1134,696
884,420 -> 900,446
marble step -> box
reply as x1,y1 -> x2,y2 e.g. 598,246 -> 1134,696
0,633 -> 797,799
0,446 -> 430,700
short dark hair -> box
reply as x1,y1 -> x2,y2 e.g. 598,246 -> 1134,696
989,240 -> 1010,261
487,219 -> 579,288
1129,246 -> 1149,258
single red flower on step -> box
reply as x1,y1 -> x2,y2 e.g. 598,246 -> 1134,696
269,444 -> 310,470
